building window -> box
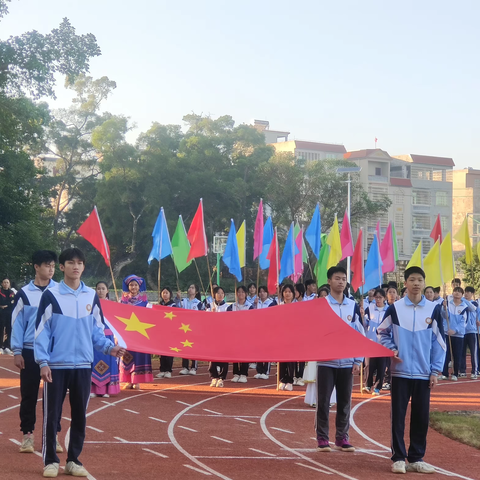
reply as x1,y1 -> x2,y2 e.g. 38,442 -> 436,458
475,179 -> 480,188
397,238 -> 403,255
412,238 -> 431,255
432,170 -> 443,181
412,190 -> 431,205
412,215 -> 430,231
375,167 -> 382,176
436,191 -> 448,206
446,171 -> 453,182
440,216 -> 448,232
326,153 -> 336,160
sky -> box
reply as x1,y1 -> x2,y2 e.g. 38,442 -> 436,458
2,0 -> 479,168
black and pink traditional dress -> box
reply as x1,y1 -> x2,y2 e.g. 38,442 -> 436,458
119,275 -> 154,384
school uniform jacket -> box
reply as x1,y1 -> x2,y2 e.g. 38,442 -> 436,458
227,301 -> 254,311
444,299 -> 470,338
364,304 -> 387,344
377,296 -> 446,380
34,281 -> 114,370
11,280 -> 57,355
255,298 -> 277,309
466,300 -> 478,334
205,301 -> 229,312
177,297 -> 204,310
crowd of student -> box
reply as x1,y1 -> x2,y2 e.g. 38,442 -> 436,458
3,246 -> 478,477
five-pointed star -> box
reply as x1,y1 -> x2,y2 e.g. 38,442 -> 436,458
115,313 -> 155,339
181,340 -> 194,348
164,311 -> 176,320
179,323 -> 192,333
170,347 -> 181,352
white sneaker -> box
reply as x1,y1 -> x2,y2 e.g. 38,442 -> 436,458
43,463 -> 59,478
89,393 -> 97,399
253,373 -> 261,379
285,383 -> 293,391
4,347 -> 13,355
451,375 -> 458,381
459,373 -> 467,378
238,375 -> 247,383
216,379 -> 224,388
210,379 -> 218,387
156,372 -> 166,378
260,374 -> 269,380
439,375 -> 448,380
0,348 -> 4,354
391,460 -> 406,474
406,462 -> 435,474
249,363 -> 257,369
179,368 -> 189,375
296,378 -> 305,386
279,383 -> 286,390
164,371 -> 172,378
19,433 -> 34,453
102,394 -> 110,398
471,374 -> 478,379
65,461 -> 89,476
188,368 -> 197,375
55,436 -> 63,453
231,374 -> 240,383
133,383 -> 141,390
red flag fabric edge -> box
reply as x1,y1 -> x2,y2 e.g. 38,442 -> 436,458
186,199 -> 208,262
77,207 -> 111,266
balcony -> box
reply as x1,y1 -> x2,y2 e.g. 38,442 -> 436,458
368,175 -> 388,183
412,204 -> 430,213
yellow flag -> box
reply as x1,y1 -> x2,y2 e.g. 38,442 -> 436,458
406,240 -> 423,269
440,233 -> 455,284
423,239 -> 442,288
327,214 -> 342,268
454,217 -> 472,264
236,220 -> 246,268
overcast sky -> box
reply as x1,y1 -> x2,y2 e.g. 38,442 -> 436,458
2,0 -> 478,168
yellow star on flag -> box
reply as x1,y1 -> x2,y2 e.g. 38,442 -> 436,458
181,340 -> 194,348
115,313 -> 155,339
164,311 -> 176,320
170,347 -> 181,352
179,323 -> 192,333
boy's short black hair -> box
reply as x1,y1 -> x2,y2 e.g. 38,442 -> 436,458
247,282 -> 256,290
59,248 -> 85,266
453,286 -> 464,295
294,283 -> 306,296
237,285 -> 247,294
32,250 -> 58,267
465,286 -> 475,294
400,287 -> 407,296
381,283 -> 389,289
317,287 -> 330,297
305,279 -> 316,288
327,266 -> 347,279
404,266 -> 425,281
387,281 -> 398,289
433,287 -> 441,294
374,288 -> 386,298
452,278 -> 461,285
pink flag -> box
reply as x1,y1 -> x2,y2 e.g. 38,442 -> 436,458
253,199 -> 264,260
380,222 -> 395,273
290,228 -> 304,283
340,209 -> 354,260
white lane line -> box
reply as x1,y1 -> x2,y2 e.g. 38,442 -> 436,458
235,417 -> 256,424
10,438 -> 42,457
149,416 -> 167,423
184,464 -> 212,476
143,448 -> 168,458
186,414 -> 261,418
101,400 -> 112,405
249,448 -> 276,457
276,408 -> 315,412
296,462 -> 333,474
153,394 -> 167,398
86,426 -> 104,433
8,394 -> 18,399
350,396 -> 477,480
0,404 -> 19,414
271,427 -> 294,434
113,437 -> 171,445
62,416 -> 71,421
124,409 -> 139,414
195,456 -> 297,460
0,365 -> 20,375
204,408 -> 222,415
178,426 -> 198,432
211,436 -> 233,444
176,401 -> 191,406
261,395 -> 360,480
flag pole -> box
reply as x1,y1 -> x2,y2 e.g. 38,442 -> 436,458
174,264 -> 181,298
193,259 -> 206,299
108,263 -> 119,302
206,255 -> 215,300
360,284 -> 364,394
256,258 -> 260,298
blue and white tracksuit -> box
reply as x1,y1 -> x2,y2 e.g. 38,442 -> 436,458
461,300 -> 478,375
315,294 -> 364,443
177,297 -> 204,371
11,280 -> 57,434
34,281 -> 114,467
377,295 -> 446,463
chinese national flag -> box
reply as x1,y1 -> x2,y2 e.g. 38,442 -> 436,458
101,299 -> 393,362
186,199 -> 208,262
77,206 -> 111,266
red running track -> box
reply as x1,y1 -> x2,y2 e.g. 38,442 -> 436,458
1,357 -> 479,480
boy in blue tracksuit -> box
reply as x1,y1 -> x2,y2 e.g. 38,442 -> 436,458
34,248 -> 125,478
378,267 -> 446,475
11,250 -> 61,454
315,266 -> 364,453
460,286 -> 478,379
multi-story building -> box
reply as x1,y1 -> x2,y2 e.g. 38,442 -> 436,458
452,168 -> 480,252
272,140 -> 347,162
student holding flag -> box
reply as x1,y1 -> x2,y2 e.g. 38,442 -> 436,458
278,284 -> 297,391
156,287 -> 177,379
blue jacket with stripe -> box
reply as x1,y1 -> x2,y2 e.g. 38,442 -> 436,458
34,281 -> 114,370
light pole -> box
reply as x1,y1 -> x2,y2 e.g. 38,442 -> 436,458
336,166 -> 362,283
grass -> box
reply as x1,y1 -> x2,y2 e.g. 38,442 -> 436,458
430,411 -> 480,449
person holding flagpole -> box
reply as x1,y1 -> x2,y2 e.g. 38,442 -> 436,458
278,284 -> 297,391
156,287 -> 177,379
119,275 -> 153,390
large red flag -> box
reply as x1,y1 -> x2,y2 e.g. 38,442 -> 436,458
267,228 -> 279,294
340,209 -> 354,260
253,199 -> 264,260
351,229 -> 364,292
430,214 -> 443,243
380,222 -> 395,273
186,199 -> 208,262
77,206 -> 111,266
102,298 -> 393,362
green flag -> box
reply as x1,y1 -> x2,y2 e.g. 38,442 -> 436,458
392,223 -> 399,262
171,215 -> 192,273
314,234 -> 329,286
294,222 -> 309,263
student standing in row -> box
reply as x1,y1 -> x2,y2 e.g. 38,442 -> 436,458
254,286 -> 276,379
0,277 -> 15,354
278,284 -> 297,391
460,286 -> 478,379
156,287 -> 177,379
304,279 -> 317,301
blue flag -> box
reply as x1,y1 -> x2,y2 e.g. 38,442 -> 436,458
148,207 -> 172,264
280,223 -> 300,282
306,203 -> 322,259
223,219 -> 242,282
259,216 -> 274,270
363,233 -> 383,292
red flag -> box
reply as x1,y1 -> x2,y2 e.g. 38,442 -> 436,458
102,298 -> 393,362
350,229 -> 364,292
77,206 -> 111,266
253,199 -> 264,260
267,228 -> 279,295
430,214 -> 443,243
340,209 -> 354,260
186,199 -> 208,262
380,223 -> 395,273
